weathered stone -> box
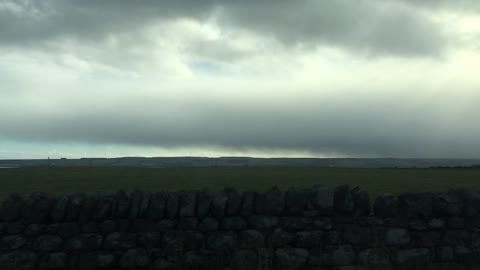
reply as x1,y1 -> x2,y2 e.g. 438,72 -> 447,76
146,191 -> 168,220
409,219 -> 427,231
275,248 -> 309,270
239,230 -> 264,248
68,233 -> 103,251
104,232 -> 136,250
325,229 -> 342,245
428,218 -> 446,229
179,191 -> 197,217
433,191 -> 463,216
351,186 -> 371,216
359,248 -> 391,268
93,195 -> 113,221
119,248 -> 150,269
374,193 -> 399,218
454,246 -> 480,266
207,231 -> 237,251
344,225 -> 371,245
358,216 -> 384,226
50,195 -> 69,222
312,217 -> 333,230
153,258 -> 176,270
221,217 -> 247,231
323,245 -> 356,266
57,222 -> 80,238
34,235 -> 63,252
257,248 -> 275,269
0,193 -> 24,222
112,190 -> 130,219
211,194 -> 228,218
0,235 -> 26,251
184,250 -> 214,270
166,191 -> 179,219
77,252 -> 115,270
24,224 -> 45,237
240,191 -> 255,216
156,219 -> 176,232
138,232 -> 161,249
411,231 -> 442,247
437,246 -> 454,262
443,230 -> 470,246
268,228 -> 294,248
81,222 -> 98,233
472,229 -> 480,249
197,190 -> 213,218
161,231 -> 182,255
225,187 -> 242,216
128,190 -> 144,219
65,194 -> 85,221
285,187 -> 308,215
448,217 -> 465,229
309,186 -> 334,215
256,187 -> 284,215
295,230 -> 323,248
398,193 -> 433,218
178,217 -> 199,230
0,251 -> 37,270
385,228 -> 410,246
6,222 -> 25,235
395,248 -> 430,268
281,217 -> 311,231
132,219 -> 157,232
463,189 -> 480,217
198,217 -> 219,232
182,230 -> 204,250
22,192 -> 55,223
39,252 -> 67,270
384,218 -> 408,228
249,215 -> 279,229
232,249 -> 258,270
78,195 -> 98,223
334,185 -> 355,214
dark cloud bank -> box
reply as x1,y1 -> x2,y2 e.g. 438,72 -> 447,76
1,0 -> 479,158
0,0 -> 457,57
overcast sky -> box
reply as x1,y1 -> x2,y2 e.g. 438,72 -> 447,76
1,0 -> 480,159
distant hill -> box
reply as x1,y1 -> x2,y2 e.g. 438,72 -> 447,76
1,157 -> 480,169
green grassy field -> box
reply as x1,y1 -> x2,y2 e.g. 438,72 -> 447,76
0,166 -> 479,201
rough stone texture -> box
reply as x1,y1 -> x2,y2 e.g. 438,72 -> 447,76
386,228 -> 410,246
147,191 -> 168,220
1,186 -> 480,269
309,186 -> 335,215
374,193 -> 399,218
225,187 -> 242,216
0,194 -> 24,222
179,191 -> 197,218
399,193 -> 433,218
285,187 -> 308,215
256,187 -> 284,215
275,248 -> 309,270
211,194 -> 228,218
334,185 -> 355,214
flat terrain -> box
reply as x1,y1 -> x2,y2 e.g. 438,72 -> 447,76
0,166 -> 480,201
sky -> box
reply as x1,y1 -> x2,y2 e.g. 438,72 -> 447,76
1,0 -> 480,159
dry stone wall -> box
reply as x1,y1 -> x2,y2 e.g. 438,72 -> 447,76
1,185 -> 480,269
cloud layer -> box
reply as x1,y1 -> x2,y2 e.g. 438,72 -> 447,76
1,0 -> 480,158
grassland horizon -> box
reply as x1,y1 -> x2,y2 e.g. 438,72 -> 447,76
1,166 -> 480,201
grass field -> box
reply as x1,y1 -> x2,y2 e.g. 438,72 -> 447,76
0,166 -> 479,201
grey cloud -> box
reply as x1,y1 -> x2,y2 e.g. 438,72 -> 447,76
0,0 -> 448,57
1,88 -> 479,158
